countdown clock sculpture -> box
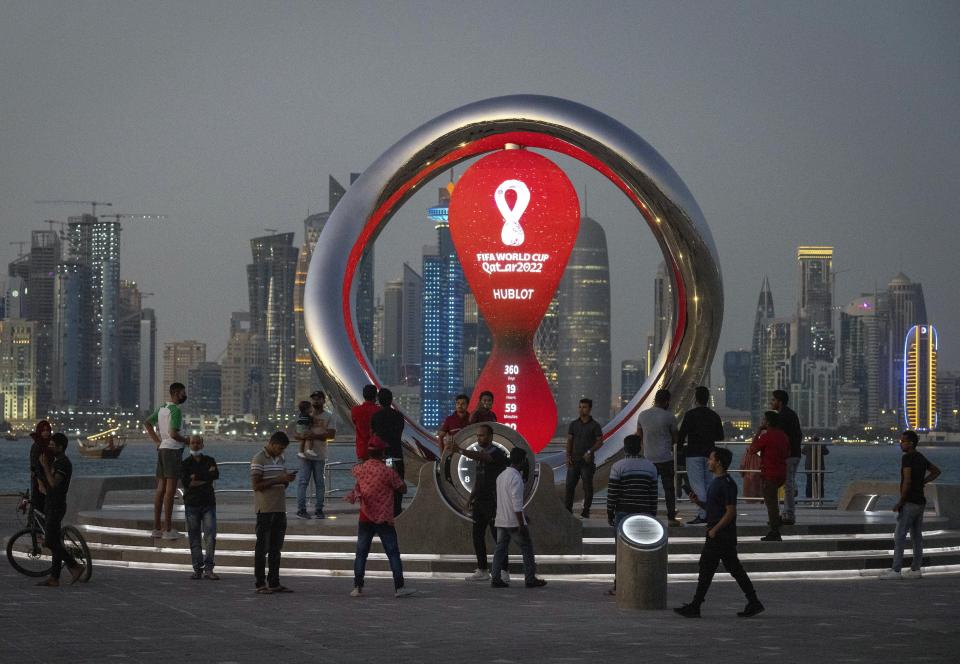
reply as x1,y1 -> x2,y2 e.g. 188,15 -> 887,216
304,95 -> 722,475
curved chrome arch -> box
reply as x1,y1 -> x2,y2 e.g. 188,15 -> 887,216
304,94 -> 722,479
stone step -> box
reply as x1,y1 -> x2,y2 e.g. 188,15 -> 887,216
76,525 -> 960,576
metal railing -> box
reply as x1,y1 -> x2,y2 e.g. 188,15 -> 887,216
176,459 -> 358,499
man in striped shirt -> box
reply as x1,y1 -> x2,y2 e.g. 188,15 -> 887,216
251,431 -> 297,594
606,434 -> 658,529
605,434 -> 658,596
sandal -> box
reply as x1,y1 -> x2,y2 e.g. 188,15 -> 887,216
270,585 -> 294,593
255,586 -> 273,594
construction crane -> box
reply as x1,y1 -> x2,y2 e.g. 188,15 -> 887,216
44,220 -> 69,242
264,228 -> 279,234
34,200 -> 114,216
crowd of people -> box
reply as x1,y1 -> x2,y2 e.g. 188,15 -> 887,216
23,381 -> 943,608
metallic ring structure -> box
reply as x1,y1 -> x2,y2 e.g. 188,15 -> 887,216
305,94 -> 722,483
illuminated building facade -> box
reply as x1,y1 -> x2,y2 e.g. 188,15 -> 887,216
749,277 -> 775,422
421,183 -> 464,428
248,233 -> 298,419
0,318 -> 37,426
887,273 -> 927,413
903,324 -> 938,431
557,216 -> 611,422
796,246 -> 834,362
619,359 -> 644,409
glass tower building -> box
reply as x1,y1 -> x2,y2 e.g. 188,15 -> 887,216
904,324 -> 938,431
420,183 -> 464,429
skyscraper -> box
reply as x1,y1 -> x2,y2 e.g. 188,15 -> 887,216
7,230 -> 60,415
887,273 -> 927,413
118,281 -> 143,411
796,246 -> 834,362
162,340 -> 206,390
221,315 -> 262,418
534,296 -> 560,406
51,261 -> 88,406
749,277 -> 776,422
139,308 -> 157,414
188,362 -> 222,416
380,263 -> 422,387
723,350 -> 751,412
903,324 -> 937,431
619,359 -> 644,409
0,318 -> 36,426
248,233 -> 299,419
420,183 -> 464,428
557,216 -> 611,423
839,295 -> 887,425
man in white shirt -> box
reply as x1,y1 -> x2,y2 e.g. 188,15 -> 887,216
490,447 -> 547,589
636,388 -> 682,525
144,382 -> 190,539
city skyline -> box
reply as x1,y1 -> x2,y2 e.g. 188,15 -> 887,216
1,3 -> 958,414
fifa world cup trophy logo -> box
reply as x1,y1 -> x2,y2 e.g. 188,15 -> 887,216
449,149 -> 580,452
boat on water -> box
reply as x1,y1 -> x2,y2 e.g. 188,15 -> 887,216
76,427 -> 127,458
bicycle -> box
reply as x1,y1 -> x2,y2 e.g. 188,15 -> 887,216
6,491 -> 93,582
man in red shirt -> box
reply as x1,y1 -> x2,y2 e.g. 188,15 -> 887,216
747,410 -> 790,542
345,436 -> 416,598
439,394 -> 472,446
351,384 -> 380,461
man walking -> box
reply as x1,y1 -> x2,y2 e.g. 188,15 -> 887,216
351,384 -> 380,461
346,436 -> 416,598
605,433 -> 658,596
564,398 -> 604,518
636,389 -> 682,525
36,433 -> 85,586
679,386 -> 725,525
144,382 -> 189,540
491,448 -> 547,589
879,430 -> 941,579
448,424 -> 509,582
674,447 -> 764,618
180,435 -> 219,580
771,390 -> 802,525
251,431 -> 297,594
371,388 -> 406,516
747,411 -> 790,542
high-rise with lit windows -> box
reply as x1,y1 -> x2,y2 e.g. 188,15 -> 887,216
903,324 -> 938,431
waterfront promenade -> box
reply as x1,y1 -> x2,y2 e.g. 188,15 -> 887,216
2,562 -> 957,663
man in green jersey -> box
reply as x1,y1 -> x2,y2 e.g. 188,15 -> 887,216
145,382 -> 190,539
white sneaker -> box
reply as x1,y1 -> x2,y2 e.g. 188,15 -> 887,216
501,570 -> 511,584
161,529 -> 182,540
395,587 -> 417,598
465,568 -> 490,582
150,529 -> 163,538
305,449 -> 319,458
350,587 -> 363,597
878,568 -> 902,580
902,568 -> 923,579
297,452 -> 306,459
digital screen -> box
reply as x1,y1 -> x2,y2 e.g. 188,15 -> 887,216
449,149 -> 580,452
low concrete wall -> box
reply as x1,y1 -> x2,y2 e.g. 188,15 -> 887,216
66,475 -> 155,524
838,481 -> 960,526
396,463 -> 582,555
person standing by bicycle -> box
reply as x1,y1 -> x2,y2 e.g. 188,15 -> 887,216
28,420 -> 53,516
36,433 -> 84,586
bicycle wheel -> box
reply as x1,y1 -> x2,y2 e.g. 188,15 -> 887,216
62,526 -> 92,582
6,527 -> 52,577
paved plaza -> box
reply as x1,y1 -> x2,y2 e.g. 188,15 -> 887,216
1,560 -> 957,663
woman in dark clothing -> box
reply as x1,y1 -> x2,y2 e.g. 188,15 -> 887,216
29,420 -> 53,515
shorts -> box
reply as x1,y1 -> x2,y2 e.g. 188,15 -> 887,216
156,448 -> 183,479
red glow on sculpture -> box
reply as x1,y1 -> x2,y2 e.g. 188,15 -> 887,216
449,149 -> 580,452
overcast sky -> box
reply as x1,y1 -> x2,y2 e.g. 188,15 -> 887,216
2,1 -> 958,403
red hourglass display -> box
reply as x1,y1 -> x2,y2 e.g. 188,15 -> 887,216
449,148 -> 580,452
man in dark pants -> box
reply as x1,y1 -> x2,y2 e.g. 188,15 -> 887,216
679,386 -> 725,525
448,424 -> 509,582
674,447 -> 764,618
371,387 -> 406,516
564,398 -> 604,518
180,435 -> 220,580
36,433 -> 85,587
637,389 -> 682,525
771,389 -> 802,525
251,431 -> 296,594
